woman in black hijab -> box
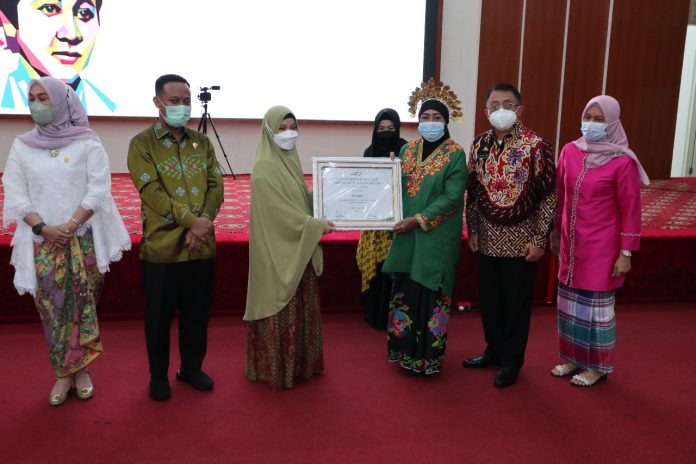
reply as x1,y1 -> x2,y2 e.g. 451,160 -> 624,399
363,108 -> 409,157
382,90 -> 469,376
356,108 -> 408,329
417,100 -> 451,159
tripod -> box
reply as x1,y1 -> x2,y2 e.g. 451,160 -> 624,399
197,101 -> 236,179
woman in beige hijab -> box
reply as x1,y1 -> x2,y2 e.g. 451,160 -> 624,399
244,106 -> 334,389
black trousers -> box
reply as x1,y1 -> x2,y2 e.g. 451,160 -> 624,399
141,259 -> 215,380
479,255 -> 537,372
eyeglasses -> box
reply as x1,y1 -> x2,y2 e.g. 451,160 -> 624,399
486,103 -> 520,112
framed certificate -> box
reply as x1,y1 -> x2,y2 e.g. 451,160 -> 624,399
312,157 -> 403,230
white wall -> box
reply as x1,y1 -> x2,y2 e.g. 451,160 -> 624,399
0,1 -> 480,175
672,25 -> 696,177
441,0 -> 482,149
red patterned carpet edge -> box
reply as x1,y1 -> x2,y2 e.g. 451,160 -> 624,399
0,174 -> 245,239
112,173 -> 252,239
639,178 -> 696,234
1,175 -> 695,243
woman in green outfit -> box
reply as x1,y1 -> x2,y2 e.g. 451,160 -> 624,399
383,80 -> 468,376
244,106 -> 334,389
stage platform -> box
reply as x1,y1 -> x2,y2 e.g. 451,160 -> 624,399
1,174 -> 695,321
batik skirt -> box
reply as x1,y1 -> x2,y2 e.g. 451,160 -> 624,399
246,266 -> 324,389
34,231 -> 104,378
557,283 -> 616,373
387,273 -> 450,375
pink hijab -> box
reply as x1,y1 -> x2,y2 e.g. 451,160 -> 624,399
573,95 -> 650,186
17,77 -> 101,149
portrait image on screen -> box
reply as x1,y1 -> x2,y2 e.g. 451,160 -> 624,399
0,0 -> 426,121
0,0 -> 115,112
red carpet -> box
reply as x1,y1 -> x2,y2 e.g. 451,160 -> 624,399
1,305 -> 695,463
640,178 -> 696,230
0,175 -> 695,322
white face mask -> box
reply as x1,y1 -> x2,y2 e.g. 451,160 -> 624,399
580,121 -> 608,142
273,129 -> 298,150
488,108 -> 518,131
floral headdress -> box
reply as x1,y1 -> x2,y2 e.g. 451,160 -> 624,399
408,78 -> 462,122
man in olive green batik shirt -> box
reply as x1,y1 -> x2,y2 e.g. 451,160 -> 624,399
127,74 -> 224,401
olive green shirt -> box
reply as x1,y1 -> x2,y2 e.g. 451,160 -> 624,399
127,120 -> 224,262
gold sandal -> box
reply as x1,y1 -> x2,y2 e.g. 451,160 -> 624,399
48,377 -> 72,406
74,369 -> 94,400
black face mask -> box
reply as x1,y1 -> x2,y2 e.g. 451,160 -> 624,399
372,130 -> 399,156
376,130 -> 397,141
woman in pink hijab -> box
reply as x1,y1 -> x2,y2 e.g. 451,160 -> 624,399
2,77 -> 130,406
549,95 -> 648,387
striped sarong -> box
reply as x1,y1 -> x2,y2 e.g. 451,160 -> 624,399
557,283 -> 616,373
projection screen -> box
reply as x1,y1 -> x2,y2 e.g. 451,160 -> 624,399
0,0 -> 426,121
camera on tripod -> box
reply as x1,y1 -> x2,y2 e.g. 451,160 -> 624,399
196,84 -> 235,179
198,85 -> 220,103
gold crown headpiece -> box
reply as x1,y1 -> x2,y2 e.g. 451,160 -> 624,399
408,78 -> 463,122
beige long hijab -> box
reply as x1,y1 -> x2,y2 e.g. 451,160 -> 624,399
244,106 -> 325,321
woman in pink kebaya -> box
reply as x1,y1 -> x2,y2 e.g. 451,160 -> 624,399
550,95 -> 649,387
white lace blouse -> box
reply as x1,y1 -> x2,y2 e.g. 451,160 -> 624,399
2,138 -> 131,295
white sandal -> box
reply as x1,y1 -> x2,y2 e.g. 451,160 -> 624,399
571,371 -> 608,387
550,363 -> 579,377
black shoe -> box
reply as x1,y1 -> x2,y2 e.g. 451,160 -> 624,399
494,368 -> 519,388
176,369 -> 214,391
149,378 -> 171,401
462,353 -> 497,368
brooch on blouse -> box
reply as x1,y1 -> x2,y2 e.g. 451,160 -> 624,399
48,149 -> 59,158
476,146 -> 490,160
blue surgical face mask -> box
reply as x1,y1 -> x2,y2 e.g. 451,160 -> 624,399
418,121 -> 446,142
158,98 -> 191,128
29,101 -> 54,125
581,121 -> 608,142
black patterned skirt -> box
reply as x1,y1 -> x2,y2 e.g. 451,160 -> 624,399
387,273 -> 451,375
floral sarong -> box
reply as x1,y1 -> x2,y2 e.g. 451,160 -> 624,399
34,231 -> 104,378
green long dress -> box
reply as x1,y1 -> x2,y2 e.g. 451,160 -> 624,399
383,137 -> 468,374
244,106 -> 327,388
